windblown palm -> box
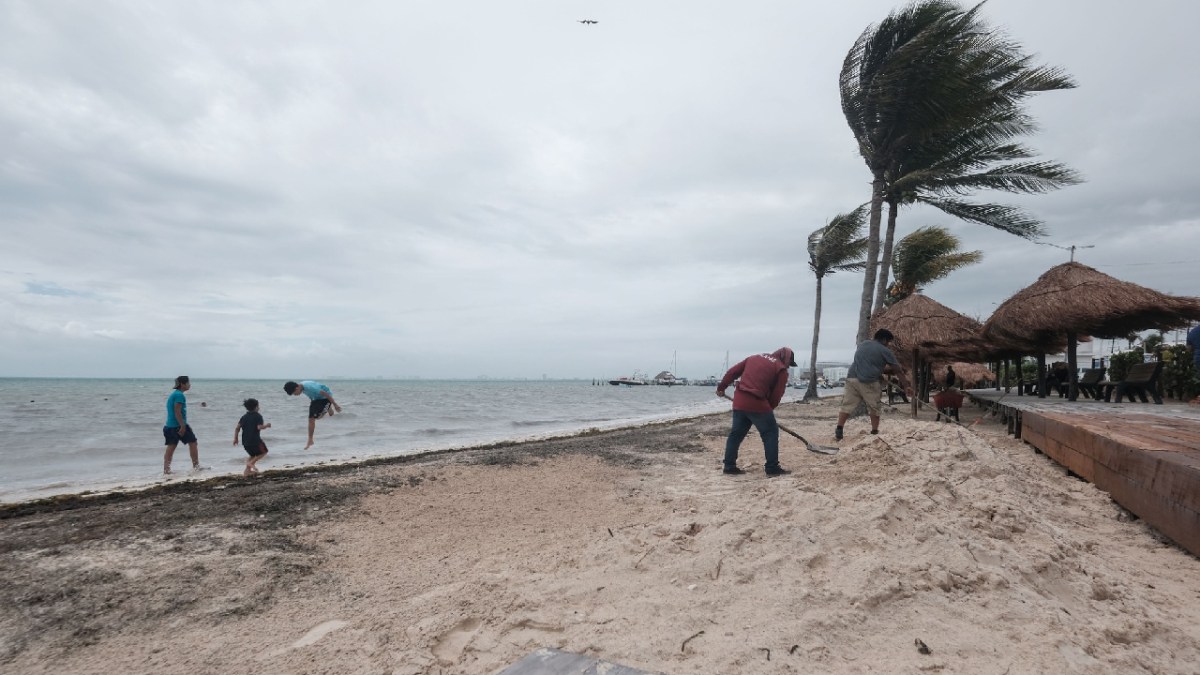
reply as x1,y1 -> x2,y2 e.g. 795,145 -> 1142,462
806,206 -> 869,400
873,113 -> 1081,311
884,226 -> 982,306
841,0 -> 1079,340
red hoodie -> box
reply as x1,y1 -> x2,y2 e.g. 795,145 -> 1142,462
717,347 -> 794,413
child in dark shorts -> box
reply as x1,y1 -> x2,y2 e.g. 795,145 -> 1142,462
233,398 -> 272,477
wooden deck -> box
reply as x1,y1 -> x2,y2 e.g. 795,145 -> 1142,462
965,389 -> 1200,558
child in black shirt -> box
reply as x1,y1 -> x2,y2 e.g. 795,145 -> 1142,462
233,398 -> 272,477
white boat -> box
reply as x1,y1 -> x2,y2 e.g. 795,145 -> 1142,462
609,376 -> 647,386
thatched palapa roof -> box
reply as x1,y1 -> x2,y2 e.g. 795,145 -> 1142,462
869,294 -> 983,361
935,329 -> 1087,363
983,262 -> 1200,345
938,361 -> 995,385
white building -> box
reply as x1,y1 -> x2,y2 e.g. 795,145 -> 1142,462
822,366 -> 848,382
1047,334 -> 1168,372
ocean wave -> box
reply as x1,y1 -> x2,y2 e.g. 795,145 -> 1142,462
510,419 -> 558,428
415,427 -> 464,437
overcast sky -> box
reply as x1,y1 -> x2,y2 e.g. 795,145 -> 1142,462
2,1 -> 1197,380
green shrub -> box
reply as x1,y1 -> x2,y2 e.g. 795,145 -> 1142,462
1107,347 -> 1144,383
1161,344 -> 1197,400
999,357 -> 1035,386
1108,344 -> 1198,401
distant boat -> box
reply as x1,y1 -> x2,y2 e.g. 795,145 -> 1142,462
609,372 -> 647,386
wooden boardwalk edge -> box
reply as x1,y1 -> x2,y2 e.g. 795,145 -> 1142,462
968,392 -> 1200,559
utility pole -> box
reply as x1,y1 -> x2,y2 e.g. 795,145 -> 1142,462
1040,241 -> 1095,261
1068,244 -> 1094,262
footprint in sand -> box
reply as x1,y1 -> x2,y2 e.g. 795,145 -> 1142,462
499,618 -> 565,647
267,619 -> 349,657
432,617 -> 483,665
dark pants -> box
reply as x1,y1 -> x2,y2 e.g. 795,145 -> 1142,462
724,410 -> 780,471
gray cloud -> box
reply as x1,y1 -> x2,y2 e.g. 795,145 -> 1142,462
2,1 -> 1197,379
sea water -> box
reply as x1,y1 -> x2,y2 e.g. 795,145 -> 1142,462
0,378 -> 789,503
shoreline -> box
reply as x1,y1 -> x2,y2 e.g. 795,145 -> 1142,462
0,378 -> 754,506
2,390 -> 839,510
0,389 -> 767,508
0,407 -> 735,516
3,397 -> 1197,674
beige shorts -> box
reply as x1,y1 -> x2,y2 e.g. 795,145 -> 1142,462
840,378 -> 883,415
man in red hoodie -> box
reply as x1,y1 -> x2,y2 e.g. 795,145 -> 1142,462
716,347 -> 796,477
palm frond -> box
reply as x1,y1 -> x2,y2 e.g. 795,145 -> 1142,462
920,160 -> 1083,195
922,198 -> 1046,239
842,0 -> 1080,227
889,225 -> 984,302
809,205 -> 870,276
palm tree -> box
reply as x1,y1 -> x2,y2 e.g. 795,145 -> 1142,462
884,226 -> 982,306
806,206 -> 869,400
841,0 -> 1078,341
1143,332 -> 1164,356
840,1 -> 978,343
873,127 -> 1081,312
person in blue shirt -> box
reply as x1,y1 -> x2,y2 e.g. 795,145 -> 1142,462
836,329 -> 913,440
284,380 -> 342,448
163,375 -> 202,474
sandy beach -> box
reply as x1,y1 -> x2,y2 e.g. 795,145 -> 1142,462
2,396 -> 1198,674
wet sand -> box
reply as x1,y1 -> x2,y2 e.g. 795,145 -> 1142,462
2,397 -> 1198,674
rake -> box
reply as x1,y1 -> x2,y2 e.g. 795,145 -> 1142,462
719,393 -> 838,455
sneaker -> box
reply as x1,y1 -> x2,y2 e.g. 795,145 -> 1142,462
870,429 -> 879,435
834,427 -> 843,441
765,467 -> 791,477
723,466 -> 746,475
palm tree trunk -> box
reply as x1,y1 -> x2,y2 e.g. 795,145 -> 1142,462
856,172 -> 886,344
806,276 -> 823,400
873,198 -> 900,313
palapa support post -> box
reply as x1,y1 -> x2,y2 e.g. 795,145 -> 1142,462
1067,330 -> 1079,401
1036,353 -> 1047,398
911,347 -> 919,418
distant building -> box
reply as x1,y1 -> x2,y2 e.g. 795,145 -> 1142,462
1048,336 -> 1158,372
822,366 -> 848,382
